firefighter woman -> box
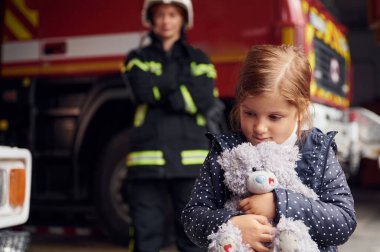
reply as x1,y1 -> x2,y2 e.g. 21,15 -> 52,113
122,0 -> 216,250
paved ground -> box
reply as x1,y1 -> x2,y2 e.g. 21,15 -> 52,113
19,186 -> 380,252
338,187 -> 380,252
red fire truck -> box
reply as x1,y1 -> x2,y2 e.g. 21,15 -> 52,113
1,0 -> 379,244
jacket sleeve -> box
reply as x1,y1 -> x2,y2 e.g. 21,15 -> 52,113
273,147 -> 357,248
167,49 -> 217,115
181,140 -> 241,248
123,50 -> 176,105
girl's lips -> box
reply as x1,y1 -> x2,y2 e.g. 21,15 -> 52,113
253,136 -> 269,142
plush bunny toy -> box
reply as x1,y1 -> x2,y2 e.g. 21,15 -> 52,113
207,141 -> 320,252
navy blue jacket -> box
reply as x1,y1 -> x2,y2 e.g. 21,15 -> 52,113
123,32 -> 216,179
182,128 -> 357,251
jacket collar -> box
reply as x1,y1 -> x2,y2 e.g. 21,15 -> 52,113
148,30 -> 190,58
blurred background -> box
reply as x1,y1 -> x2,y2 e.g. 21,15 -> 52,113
1,0 -> 380,251
323,0 -> 380,107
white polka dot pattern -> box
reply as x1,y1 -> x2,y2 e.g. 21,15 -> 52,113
181,129 -> 357,251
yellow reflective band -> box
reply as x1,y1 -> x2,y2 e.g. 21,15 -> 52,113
134,104 -> 148,127
282,27 -> 295,45
126,58 -> 149,72
148,61 -> 162,76
125,59 -> 162,76
306,24 -> 315,45
213,87 -> 219,97
302,0 -> 310,14
308,50 -> 316,70
126,150 -> 165,166
196,114 -> 206,126
152,86 -> 161,101
190,62 -> 217,79
179,85 -> 197,114
309,6 -> 350,61
181,150 -> 209,165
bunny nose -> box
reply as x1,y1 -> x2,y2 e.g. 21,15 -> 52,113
255,176 -> 265,184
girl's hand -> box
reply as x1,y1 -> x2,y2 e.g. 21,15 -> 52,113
239,192 -> 276,220
230,214 -> 275,252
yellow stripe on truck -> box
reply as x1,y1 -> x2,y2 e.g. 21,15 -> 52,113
12,0 -> 39,27
5,10 -> 32,40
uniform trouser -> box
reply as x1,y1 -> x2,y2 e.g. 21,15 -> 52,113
127,178 -> 204,252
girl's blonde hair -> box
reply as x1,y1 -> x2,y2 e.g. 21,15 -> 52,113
230,44 -> 312,138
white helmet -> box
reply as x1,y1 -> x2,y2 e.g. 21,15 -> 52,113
141,0 -> 193,29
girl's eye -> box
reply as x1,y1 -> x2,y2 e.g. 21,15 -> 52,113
269,114 -> 282,121
244,111 -> 255,117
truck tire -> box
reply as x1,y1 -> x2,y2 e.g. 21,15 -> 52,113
94,129 -> 132,246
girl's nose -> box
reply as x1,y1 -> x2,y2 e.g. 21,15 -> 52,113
254,121 -> 268,134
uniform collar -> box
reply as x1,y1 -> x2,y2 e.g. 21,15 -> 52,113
148,31 -> 190,58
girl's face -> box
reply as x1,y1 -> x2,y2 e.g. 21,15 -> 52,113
239,91 -> 300,145
152,4 -> 184,42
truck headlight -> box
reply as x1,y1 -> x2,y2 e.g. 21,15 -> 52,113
0,147 -> 31,229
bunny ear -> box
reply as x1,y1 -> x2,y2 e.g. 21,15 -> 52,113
218,148 -> 243,174
217,149 -> 228,170
218,143 -> 256,195
285,145 -> 301,163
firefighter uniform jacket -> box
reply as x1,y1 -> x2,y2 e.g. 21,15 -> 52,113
182,128 -> 357,251
122,32 -> 217,179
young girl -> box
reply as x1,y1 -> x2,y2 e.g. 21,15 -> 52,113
181,44 -> 357,252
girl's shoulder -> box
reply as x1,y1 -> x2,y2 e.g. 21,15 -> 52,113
300,127 -> 338,154
206,131 -> 246,151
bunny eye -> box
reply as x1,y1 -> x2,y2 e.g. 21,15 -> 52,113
251,167 -> 256,172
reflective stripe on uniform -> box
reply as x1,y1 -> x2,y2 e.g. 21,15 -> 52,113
179,85 -> 197,114
190,62 -> 217,79
196,114 -> 206,126
134,104 -> 148,127
126,150 -> 165,166
147,61 -> 162,76
213,87 -> 219,97
126,58 -> 149,72
125,58 -> 162,76
152,86 -> 161,101
181,150 -> 209,165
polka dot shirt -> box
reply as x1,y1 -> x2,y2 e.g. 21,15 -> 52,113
181,128 -> 357,251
